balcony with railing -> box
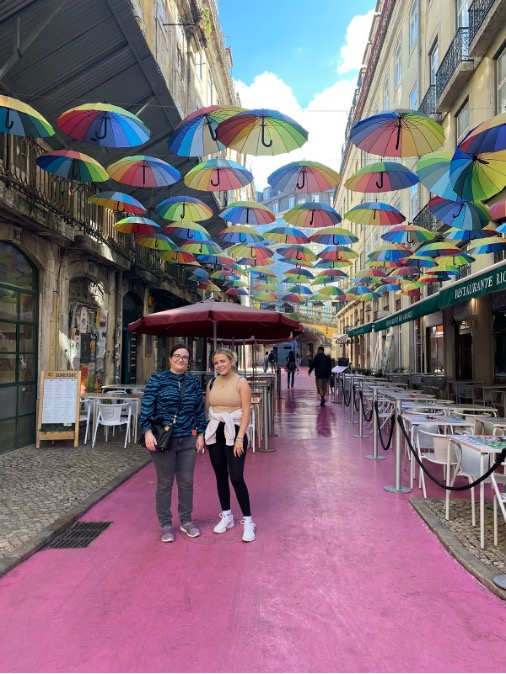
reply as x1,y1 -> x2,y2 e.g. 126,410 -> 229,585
435,28 -> 474,112
418,85 -> 441,119
468,0 -> 506,57
413,203 -> 447,234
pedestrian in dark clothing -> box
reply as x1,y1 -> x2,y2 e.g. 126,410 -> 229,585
285,350 -> 298,388
308,346 -> 332,405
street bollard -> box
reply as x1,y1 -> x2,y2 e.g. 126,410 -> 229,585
384,399 -> 411,494
346,375 -> 355,424
365,388 -> 385,460
352,381 -> 368,438
332,373 -> 338,403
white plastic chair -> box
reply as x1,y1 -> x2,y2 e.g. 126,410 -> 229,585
491,463 -> 506,546
92,403 -> 131,448
414,425 -> 458,500
79,397 -> 91,445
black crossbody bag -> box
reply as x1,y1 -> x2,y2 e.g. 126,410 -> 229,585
139,375 -> 187,452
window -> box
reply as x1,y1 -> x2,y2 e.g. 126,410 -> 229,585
410,83 -> 419,110
409,1 -> 419,52
361,149 -> 368,168
457,0 -> 469,29
394,43 -> 402,89
497,45 -> 506,114
311,194 -> 320,203
383,78 -> 389,110
409,184 -> 419,220
207,72 -> 214,106
456,98 -> 470,142
288,196 -> 295,208
195,51 -> 204,81
429,41 -> 439,85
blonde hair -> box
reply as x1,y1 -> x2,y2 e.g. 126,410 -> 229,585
212,347 -> 237,366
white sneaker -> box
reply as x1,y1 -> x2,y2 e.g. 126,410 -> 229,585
241,519 -> 256,542
214,512 -> 234,533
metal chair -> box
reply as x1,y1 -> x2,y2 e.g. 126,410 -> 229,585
92,403 -> 131,448
79,397 -> 92,445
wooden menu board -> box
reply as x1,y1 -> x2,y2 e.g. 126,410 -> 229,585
36,371 -> 81,447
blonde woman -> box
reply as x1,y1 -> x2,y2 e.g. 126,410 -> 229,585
205,348 -> 255,542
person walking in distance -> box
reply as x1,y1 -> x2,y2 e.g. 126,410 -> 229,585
205,348 -> 256,542
308,346 -> 332,405
285,349 -> 298,388
267,349 -> 276,373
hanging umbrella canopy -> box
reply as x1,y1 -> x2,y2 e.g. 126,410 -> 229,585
278,257 -> 315,269
188,268 -> 210,281
250,266 -> 278,278
284,273 -> 315,284
0,94 -> 54,137
316,286 -> 345,297
318,245 -> 359,262
490,200 -> 506,222
428,196 -> 490,230
225,287 -> 249,296
184,158 -> 253,191
154,196 -> 213,222
355,291 -> 383,301
344,161 -> 419,193
415,151 -> 461,200
347,285 -> 376,296
401,280 -> 425,290
160,248 -> 198,265
113,216 -> 161,236
217,225 -> 265,246
401,255 -> 437,268
252,290 -> 279,301
134,233 -> 176,250
107,155 -> 181,187
57,102 -> 150,147
287,284 -> 313,295
445,225 -> 497,241
89,191 -> 146,214
314,268 -> 349,280
425,263 -> 461,275
377,283 -> 401,292
198,281 -> 222,292
381,224 -> 435,244
215,108 -> 308,156
253,283 -> 279,293
276,244 -> 317,263
223,278 -> 249,288
167,105 -> 245,156
199,252 -> 236,266
280,292 -> 307,303
435,252 -> 475,265
237,256 -> 274,268
163,221 -> 211,242
210,270 -> 239,281
352,267 -> 386,278
412,242 -> 467,260
263,225 -> 309,245
367,244 -> 411,262
219,200 -> 275,225
350,109 -> 445,157
181,240 -> 225,257
267,160 -> 341,193
309,227 -> 358,245
449,147 -> 506,201
229,243 -> 273,261
459,112 -> 506,154
387,266 -> 422,278
36,149 -> 109,182
283,267 -> 314,279
284,202 -> 342,228
344,202 -> 405,226
467,236 -> 506,254
314,259 -> 353,269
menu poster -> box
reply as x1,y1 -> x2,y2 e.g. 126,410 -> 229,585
36,371 -> 81,448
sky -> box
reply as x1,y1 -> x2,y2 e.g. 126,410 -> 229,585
217,0 -> 377,189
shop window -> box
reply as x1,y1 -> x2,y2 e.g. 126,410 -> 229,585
427,325 -> 444,373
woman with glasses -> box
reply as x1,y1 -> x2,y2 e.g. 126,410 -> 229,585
139,343 -> 206,543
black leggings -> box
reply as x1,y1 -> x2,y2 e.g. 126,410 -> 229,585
207,422 -> 251,517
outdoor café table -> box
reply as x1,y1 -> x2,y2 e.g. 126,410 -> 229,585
84,392 -> 143,444
100,384 -> 145,393
446,434 -> 506,549
475,416 -> 506,435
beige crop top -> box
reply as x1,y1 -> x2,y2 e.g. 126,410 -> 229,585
208,374 -> 243,412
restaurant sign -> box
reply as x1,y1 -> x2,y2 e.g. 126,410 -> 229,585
348,322 -> 373,337
373,295 -> 440,331
439,262 -> 506,308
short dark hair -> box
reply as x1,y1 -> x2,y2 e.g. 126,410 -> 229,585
169,343 -> 190,358
317,346 -> 324,353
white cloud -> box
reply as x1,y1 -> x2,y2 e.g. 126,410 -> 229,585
337,10 -> 375,75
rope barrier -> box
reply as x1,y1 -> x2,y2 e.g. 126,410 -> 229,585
397,416 -> 506,491
374,401 -> 395,451
359,389 -> 373,422
352,384 -> 359,411
341,377 -> 351,407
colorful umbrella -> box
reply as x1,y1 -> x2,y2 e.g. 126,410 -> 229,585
198,282 -> 222,292
211,270 -> 240,281
249,266 -> 278,278
316,286 -> 345,297
252,282 -> 279,291
263,226 -> 309,245
367,244 -> 411,262
344,162 -> 419,192
344,202 -> 405,226
445,226 -> 497,241
283,202 -> 342,228
349,109 -> 445,157
219,200 -> 275,225
89,191 -> 146,214
225,287 -> 249,297
318,245 -> 359,262
428,196 -> 490,230
284,273 -> 315,284
490,200 -> 506,222
278,257 -> 315,269
425,263 -> 461,275
449,147 -> 506,201
412,242 -> 463,258
229,244 -> 273,260
377,283 -> 401,292
459,113 -> 506,154
287,285 -> 313,295
184,158 -> 253,191
107,155 -> 180,187
199,253 -> 236,266
113,217 -> 161,235
57,102 -> 150,147
215,108 -> 308,156
276,244 -> 317,263
347,284 -> 377,296
314,268 -> 349,280
163,221 -> 211,242
154,196 -> 212,222
415,151 -> 461,200
283,267 -> 314,279
381,224 -> 435,244
280,292 -> 307,303
217,225 -> 265,246
314,259 -> 353,269
188,268 -> 210,281
252,291 -> 279,302
134,233 -> 175,250
352,268 -> 387,278
160,248 -> 198,265
0,95 -> 54,137
467,236 -> 506,254
167,105 -> 245,156
267,160 -> 341,193
36,149 -> 108,182
182,241 -> 226,257
308,227 -> 358,246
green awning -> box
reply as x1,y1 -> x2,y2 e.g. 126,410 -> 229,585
373,294 -> 440,331
348,322 -> 373,337
439,260 -> 506,308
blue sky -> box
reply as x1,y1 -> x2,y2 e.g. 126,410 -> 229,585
217,0 -> 377,187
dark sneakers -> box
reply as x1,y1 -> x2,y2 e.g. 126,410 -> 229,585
320,396 -> 325,405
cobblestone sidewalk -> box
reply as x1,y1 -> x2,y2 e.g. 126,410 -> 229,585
0,439 -> 149,577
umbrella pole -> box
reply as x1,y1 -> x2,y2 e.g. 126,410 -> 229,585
213,320 -> 217,352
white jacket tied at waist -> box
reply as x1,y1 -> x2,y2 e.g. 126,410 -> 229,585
205,407 -> 247,446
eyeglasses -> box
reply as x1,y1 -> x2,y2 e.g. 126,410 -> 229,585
172,354 -> 189,361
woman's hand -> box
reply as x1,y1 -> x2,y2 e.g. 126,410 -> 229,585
234,437 -> 245,457
196,434 -> 205,453
144,429 -> 157,452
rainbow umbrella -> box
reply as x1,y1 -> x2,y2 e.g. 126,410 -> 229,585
280,292 -> 307,303
400,255 -> 437,268
381,224 -> 435,244
107,155 -> 180,187
449,147 -> 506,201
490,201 -> 506,222
89,191 -> 146,214
314,268 -> 349,280
287,285 -> 313,296
276,244 -> 317,263
182,241 -> 225,256
467,236 -> 506,254
284,273 -> 315,284
415,151 -> 461,200
215,108 -> 308,156
435,252 -> 475,265
163,221 -> 211,242
308,227 -> 358,245
318,245 -> 359,262
250,266 -> 278,278
198,282 -> 221,292
350,109 -> 445,157
160,248 -> 198,265
223,279 -> 249,288
219,200 -> 275,225
211,270 -> 240,281
253,282 -> 279,292
459,112 -> 506,154
154,196 -> 212,222
345,161 -> 419,192
419,274 -> 444,283
347,285 -> 377,296
445,226 -> 497,241
314,259 -> 353,269
352,275 -> 385,285
425,263 -> 461,275
401,280 -> 424,289
428,196 -> 490,230
167,105 -> 245,156
189,268 -> 210,281
412,242 -> 463,258
367,244 -> 411,262
199,253 -> 236,266
355,291 -> 383,302
317,286 -> 345,297
283,202 -> 342,227
229,244 -> 273,261
225,287 -> 249,297
267,160 -> 341,193
377,283 -> 401,292
263,225 -> 309,245
134,233 -> 176,250
113,217 -> 161,235
57,102 -> 149,147
36,149 -> 108,182
344,202 -> 405,226
252,291 -> 279,302
237,257 -> 274,268
184,158 -> 253,191
278,257 -> 315,269
352,268 -> 386,278
0,95 -> 54,137
283,267 -> 314,279
217,225 -> 265,246
387,267 -> 419,278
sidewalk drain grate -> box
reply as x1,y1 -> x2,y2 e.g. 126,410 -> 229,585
44,521 -> 112,549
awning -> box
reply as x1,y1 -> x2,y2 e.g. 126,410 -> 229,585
373,294 -> 440,331
335,333 -> 348,343
439,259 -> 506,308
348,322 -> 373,337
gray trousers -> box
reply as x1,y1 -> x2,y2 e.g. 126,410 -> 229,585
149,436 -> 197,527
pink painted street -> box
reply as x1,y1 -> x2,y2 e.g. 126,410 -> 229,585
1,373 -> 505,673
